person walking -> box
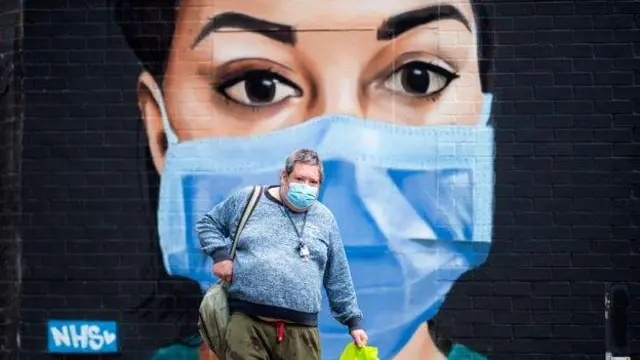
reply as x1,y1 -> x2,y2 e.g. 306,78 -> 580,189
196,148 -> 367,360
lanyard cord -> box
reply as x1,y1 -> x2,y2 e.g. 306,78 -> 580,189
277,186 -> 309,253
281,206 -> 308,240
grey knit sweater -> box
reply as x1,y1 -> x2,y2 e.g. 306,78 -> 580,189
196,186 -> 363,331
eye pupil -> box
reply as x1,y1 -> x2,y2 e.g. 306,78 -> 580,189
400,63 -> 430,94
244,71 -> 276,103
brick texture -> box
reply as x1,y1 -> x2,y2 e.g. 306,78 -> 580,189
0,0 -> 23,358
13,0 -> 640,359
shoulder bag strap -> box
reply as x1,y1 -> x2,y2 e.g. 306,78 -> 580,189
229,186 -> 263,260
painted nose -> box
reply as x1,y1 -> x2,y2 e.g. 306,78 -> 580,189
307,76 -> 366,119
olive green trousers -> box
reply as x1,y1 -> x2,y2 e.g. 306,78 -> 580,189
225,313 -> 321,360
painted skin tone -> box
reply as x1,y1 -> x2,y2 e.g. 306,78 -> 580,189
136,0 -> 484,358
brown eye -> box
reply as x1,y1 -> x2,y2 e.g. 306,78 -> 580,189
384,61 -> 459,97
217,70 -> 302,107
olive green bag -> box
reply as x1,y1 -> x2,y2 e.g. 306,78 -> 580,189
198,186 -> 263,359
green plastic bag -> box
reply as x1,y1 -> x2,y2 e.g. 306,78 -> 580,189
339,343 -> 379,360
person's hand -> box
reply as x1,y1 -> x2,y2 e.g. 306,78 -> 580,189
212,260 -> 233,284
350,329 -> 368,348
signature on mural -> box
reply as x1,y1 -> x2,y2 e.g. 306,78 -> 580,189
47,320 -> 119,354
113,0 -> 494,359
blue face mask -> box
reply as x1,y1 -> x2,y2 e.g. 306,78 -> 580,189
285,182 -> 318,210
155,93 -> 494,360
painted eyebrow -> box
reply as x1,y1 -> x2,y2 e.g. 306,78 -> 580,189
377,4 -> 472,40
191,12 -> 296,49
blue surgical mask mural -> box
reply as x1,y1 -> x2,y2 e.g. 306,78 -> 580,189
154,91 -> 494,359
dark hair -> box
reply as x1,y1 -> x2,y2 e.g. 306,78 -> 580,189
428,320 -> 454,355
285,148 -> 324,182
113,0 -> 494,92
113,1 -> 201,350
471,1 -> 494,93
113,0 -> 177,82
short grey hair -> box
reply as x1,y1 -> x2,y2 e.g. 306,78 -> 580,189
284,148 -> 324,182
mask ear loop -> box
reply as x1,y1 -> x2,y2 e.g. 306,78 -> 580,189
149,85 -> 179,145
479,93 -> 494,127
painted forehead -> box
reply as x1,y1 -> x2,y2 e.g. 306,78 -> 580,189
181,0 -> 478,45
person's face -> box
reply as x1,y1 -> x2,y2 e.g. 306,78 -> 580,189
138,0 -> 484,171
280,162 -> 321,195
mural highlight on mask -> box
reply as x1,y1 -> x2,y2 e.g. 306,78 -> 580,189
115,1 -> 495,358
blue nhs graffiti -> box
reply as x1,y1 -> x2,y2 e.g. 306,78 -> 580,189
47,320 -> 118,354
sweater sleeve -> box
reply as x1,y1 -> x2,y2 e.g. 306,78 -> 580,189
196,187 -> 252,263
323,216 -> 363,332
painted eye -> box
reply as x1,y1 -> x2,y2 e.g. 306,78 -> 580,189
384,61 -> 459,97
218,70 -> 302,106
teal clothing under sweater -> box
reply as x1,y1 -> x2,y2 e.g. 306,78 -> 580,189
448,344 -> 488,360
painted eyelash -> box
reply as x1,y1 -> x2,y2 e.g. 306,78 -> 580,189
214,67 -> 278,89
394,60 -> 459,82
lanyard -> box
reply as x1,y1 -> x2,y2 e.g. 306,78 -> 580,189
282,207 -> 308,240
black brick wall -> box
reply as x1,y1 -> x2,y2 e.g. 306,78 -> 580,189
0,0 -> 22,358
16,0 -> 640,359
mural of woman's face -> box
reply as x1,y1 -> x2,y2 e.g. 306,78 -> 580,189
139,0 -> 483,152
140,1 -> 493,359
